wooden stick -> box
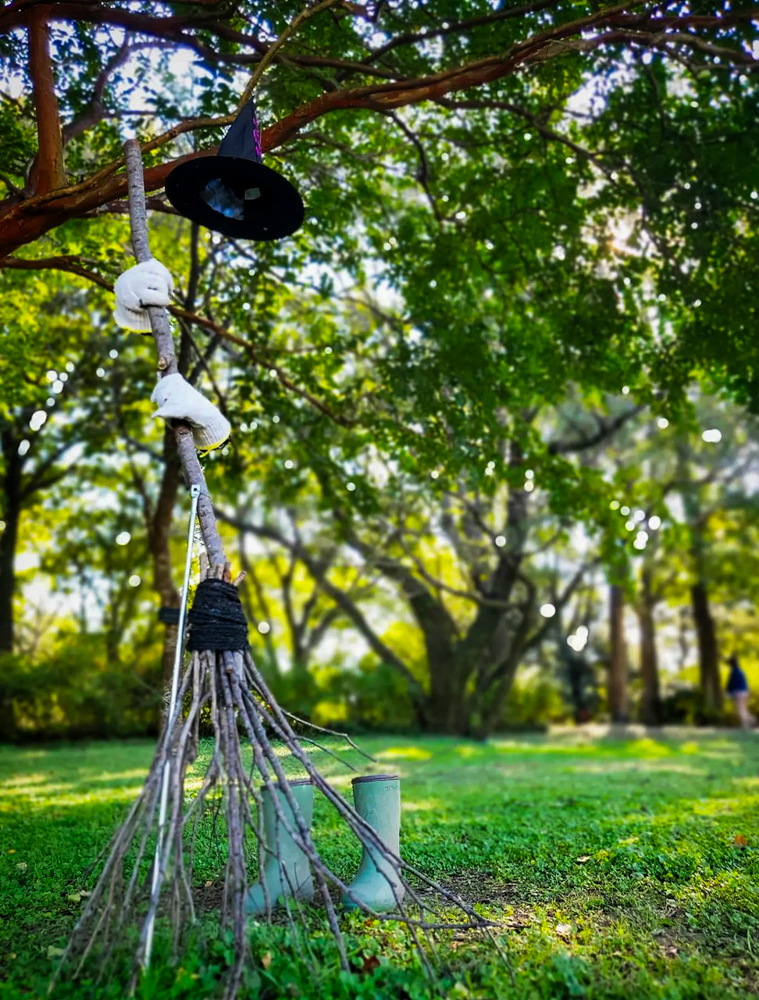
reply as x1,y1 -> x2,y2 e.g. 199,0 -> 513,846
123,138 -> 224,566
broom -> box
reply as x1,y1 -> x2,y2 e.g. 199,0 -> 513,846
53,140 -> 493,1000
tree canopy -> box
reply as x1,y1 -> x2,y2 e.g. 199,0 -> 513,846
1,1 -> 759,737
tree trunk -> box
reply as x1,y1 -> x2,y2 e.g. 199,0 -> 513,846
608,584 -> 628,722
691,580 -> 722,717
438,440 -> 531,737
676,436 -> 722,719
0,434 -> 22,653
426,654 -> 468,734
637,567 -> 662,725
0,503 -> 19,653
0,486 -> 18,736
476,656 -> 523,738
0,434 -> 22,738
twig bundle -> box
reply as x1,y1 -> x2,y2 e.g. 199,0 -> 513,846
54,141 -> 494,1000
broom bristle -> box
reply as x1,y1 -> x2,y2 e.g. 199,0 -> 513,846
53,561 -> 494,999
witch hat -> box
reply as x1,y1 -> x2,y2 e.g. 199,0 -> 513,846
165,101 -> 304,241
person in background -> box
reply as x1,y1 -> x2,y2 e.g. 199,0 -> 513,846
726,655 -> 756,730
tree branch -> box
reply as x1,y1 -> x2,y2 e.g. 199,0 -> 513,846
361,0 -> 562,65
337,515 -> 459,645
524,561 -> 593,653
27,5 -> 65,195
548,405 -> 644,455
236,0 -> 340,109
0,254 -> 351,426
61,36 -> 134,145
218,510 -> 428,705
2,2 -> 755,258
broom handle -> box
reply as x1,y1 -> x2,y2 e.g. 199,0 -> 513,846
123,138 -> 226,566
123,139 -> 226,971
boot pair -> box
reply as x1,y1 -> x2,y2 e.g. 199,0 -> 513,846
246,773 -> 404,916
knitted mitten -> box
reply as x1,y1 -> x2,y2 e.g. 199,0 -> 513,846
114,259 -> 174,332
151,373 -> 231,453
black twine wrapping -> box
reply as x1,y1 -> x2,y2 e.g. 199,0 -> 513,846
158,606 -> 180,625
187,579 -> 248,651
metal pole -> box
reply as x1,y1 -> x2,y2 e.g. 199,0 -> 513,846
144,483 -> 201,967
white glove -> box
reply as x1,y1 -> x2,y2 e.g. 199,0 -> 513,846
151,373 -> 231,453
114,259 -> 174,332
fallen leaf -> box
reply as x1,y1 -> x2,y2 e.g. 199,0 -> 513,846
733,834 -> 748,848
80,890 -> 91,897
205,880 -> 213,888
47,946 -> 65,959
16,862 -> 27,870
68,892 -> 81,903
7,849 -> 16,854
360,955 -> 380,974
261,951 -> 272,970
556,923 -> 572,937
664,945 -> 678,959
576,856 -> 591,864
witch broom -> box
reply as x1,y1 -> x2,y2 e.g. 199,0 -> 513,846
53,134 -> 493,1000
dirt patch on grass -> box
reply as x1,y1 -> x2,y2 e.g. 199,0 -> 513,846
418,870 -> 536,928
193,881 -> 224,913
192,880 -> 345,920
435,870 -> 522,907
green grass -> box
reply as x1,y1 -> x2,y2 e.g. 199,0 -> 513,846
1,730 -> 758,999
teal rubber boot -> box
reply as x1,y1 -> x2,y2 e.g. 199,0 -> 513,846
342,774 -> 404,912
246,779 -> 314,915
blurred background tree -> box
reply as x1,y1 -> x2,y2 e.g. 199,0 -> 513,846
0,0 -> 758,738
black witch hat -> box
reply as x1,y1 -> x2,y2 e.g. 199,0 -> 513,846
165,101 -> 304,241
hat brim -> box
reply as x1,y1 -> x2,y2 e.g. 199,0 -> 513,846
165,157 -> 304,241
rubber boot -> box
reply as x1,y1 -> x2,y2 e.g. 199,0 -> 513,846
342,774 -> 404,912
246,779 -> 314,915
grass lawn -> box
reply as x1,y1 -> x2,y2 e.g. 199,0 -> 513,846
0,730 -> 758,999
